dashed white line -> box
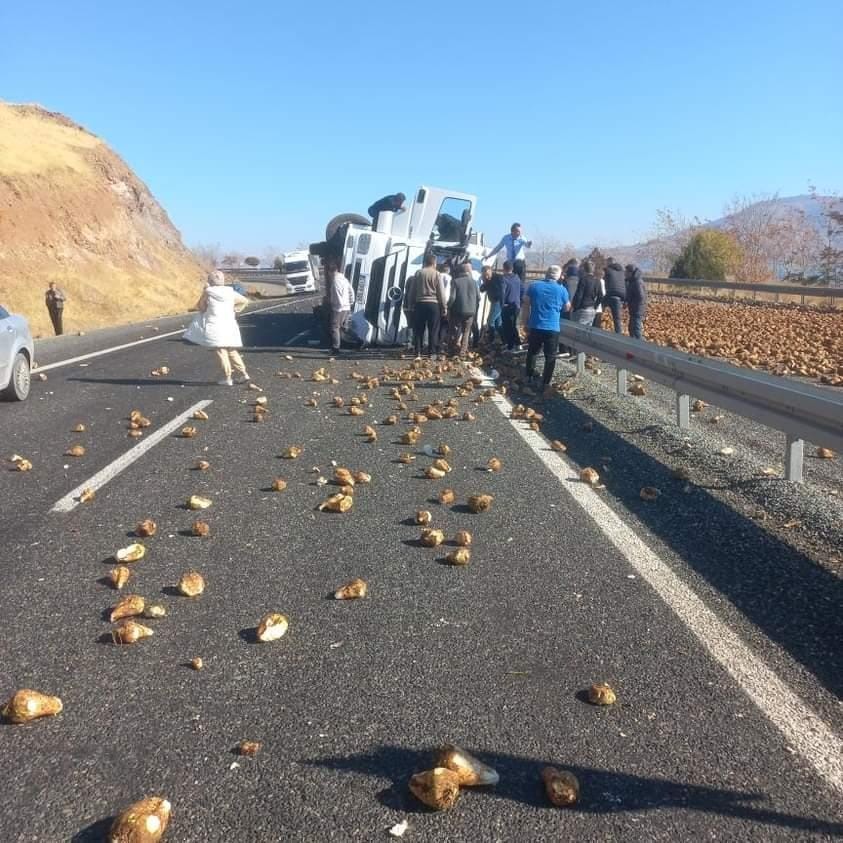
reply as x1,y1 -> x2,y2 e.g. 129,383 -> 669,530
50,399 -> 213,513
37,297 -> 318,373
482,374 -> 843,797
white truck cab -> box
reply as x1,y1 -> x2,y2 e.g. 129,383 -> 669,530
282,250 -> 319,293
311,186 -> 486,345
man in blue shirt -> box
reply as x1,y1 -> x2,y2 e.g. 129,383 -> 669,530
484,222 -> 533,284
524,265 -> 571,391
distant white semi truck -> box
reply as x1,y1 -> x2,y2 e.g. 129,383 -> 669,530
310,186 -> 488,345
282,249 -> 320,293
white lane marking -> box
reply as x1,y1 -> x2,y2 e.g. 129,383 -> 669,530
285,329 -> 311,347
51,399 -> 213,513
36,297 -> 318,373
483,378 -> 843,796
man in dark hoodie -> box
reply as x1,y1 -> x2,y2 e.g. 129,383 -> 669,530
448,262 -> 479,357
602,257 -> 626,333
625,264 -> 647,339
499,260 -> 524,351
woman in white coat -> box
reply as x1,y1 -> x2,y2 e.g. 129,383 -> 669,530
185,271 -> 251,385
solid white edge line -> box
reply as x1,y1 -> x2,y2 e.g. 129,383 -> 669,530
37,297 -> 318,373
50,399 -> 213,513
481,373 -> 843,796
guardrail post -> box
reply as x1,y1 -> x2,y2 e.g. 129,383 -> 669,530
576,352 -> 585,375
676,393 -> 690,430
785,434 -> 804,483
617,368 -> 627,396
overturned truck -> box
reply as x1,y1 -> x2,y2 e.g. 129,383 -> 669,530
310,186 -> 487,346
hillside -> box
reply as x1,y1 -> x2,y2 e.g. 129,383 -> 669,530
0,102 -> 204,337
594,194 -> 843,274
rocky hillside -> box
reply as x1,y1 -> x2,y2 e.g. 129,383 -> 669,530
0,102 -> 204,337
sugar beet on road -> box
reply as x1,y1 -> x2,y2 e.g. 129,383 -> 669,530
0,301 -> 840,842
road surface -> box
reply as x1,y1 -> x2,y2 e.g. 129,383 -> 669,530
0,297 -> 841,841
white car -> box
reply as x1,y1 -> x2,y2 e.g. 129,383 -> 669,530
0,305 -> 34,401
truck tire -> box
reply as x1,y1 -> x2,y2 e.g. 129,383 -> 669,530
325,213 -> 371,241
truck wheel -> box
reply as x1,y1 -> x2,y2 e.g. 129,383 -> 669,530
2,351 -> 31,401
325,213 -> 371,241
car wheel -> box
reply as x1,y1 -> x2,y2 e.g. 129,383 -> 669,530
2,351 -> 31,401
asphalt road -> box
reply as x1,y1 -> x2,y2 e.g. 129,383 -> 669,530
0,298 -> 841,842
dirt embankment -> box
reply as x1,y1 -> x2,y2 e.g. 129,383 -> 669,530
0,102 -> 204,337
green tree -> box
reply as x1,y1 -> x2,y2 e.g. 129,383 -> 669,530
670,229 -> 743,280
244,256 -> 260,267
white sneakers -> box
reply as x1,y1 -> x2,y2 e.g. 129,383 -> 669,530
217,378 -> 233,386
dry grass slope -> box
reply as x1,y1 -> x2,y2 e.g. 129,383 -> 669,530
0,102 -> 204,337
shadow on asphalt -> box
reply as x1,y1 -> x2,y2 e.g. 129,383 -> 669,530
518,386 -> 843,700
306,746 -> 843,834
71,816 -> 113,842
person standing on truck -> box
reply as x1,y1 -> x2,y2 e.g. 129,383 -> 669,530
325,260 -> 355,354
448,262 -> 479,358
404,253 -> 447,359
523,265 -> 570,393
367,193 -> 406,229
625,264 -> 648,339
500,261 -> 525,351
45,282 -> 66,335
484,223 -> 533,284
602,257 -> 626,333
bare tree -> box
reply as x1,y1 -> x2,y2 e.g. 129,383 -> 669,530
191,242 -> 221,269
810,186 -> 843,284
636,208 -> 701,275
528,232 -> 565,268
721,194 -> 785,282
219,253 -> 244,268
261,245 -> 283,268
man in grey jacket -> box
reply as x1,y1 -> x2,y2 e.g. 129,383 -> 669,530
625,264 -> 647,339
448,262 -> 479,357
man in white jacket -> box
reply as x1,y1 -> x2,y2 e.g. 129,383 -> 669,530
326,260 -> 355,354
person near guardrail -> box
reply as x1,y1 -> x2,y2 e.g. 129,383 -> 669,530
602,258 -> 626,333
500,260 -> 525,350
523,265 -> 570,392
404,253 -> 447,359
448,262 -> 479,358
570,259 -> 602,326
625,264 -> 647,339
479,264 -> 503,342
325,260 -> 355,354
592,271 -> 607,328
485,223 -> 532,284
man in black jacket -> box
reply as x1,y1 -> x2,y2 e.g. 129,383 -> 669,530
367,193 -> 406,228
602,258 -> 626,333
570,260 -> 602,325
625,264 -> 647,339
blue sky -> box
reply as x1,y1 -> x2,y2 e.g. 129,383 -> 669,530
2,0 -> 842,254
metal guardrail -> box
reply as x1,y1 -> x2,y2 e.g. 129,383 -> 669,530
558,322 -> 843,482
644,276 -> 843,303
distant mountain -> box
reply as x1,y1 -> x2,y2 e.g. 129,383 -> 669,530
582,194 -> 843,274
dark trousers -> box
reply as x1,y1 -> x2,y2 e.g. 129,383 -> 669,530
526,329 -> 560,387
502,305 -> 520,350
628,311 -> 644,340
48,306 -> 63,335
604,295 -> 624,333
413,302 -> 441,356
513,259 -> 526,284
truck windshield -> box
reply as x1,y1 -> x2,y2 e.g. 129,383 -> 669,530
285,261 -> 309,274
